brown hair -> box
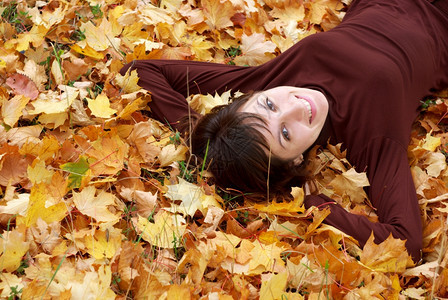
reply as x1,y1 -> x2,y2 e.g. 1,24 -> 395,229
180,93 -> 310,201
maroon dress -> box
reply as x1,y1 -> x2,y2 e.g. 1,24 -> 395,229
121,0 -> 448,261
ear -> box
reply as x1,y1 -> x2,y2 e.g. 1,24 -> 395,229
292,154 -> 304,166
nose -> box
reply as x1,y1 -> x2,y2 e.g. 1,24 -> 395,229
279,98 -> 305,122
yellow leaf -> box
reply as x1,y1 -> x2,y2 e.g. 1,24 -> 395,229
87,94 -> 117,118
38,112 -> 68,128
166,284 -> 192,299
360,233 -> 414,273
27,159 -> 54,184
159,144 -> 188,167
0,229 -> 30,272
25,183 -> 67,226
73,186 -> 120,223
421,131 -> 441,151
78,19 -> 120,52
139,4 -> 175,25
136,210 -> 186,248
1,95 -> 30,127
114,69 -> 142,94
85,228 -> 122,259
248,241 -> 286,275
29,85 -> 79,115
116,96 -> 149,120
0,273 -> 24,298
233,33 -> 277,66
259,272 -> 288,300
5,25 -> 48,52
70,44 -> 105,60
201,0 -> 235,30
165,177 -> 221,217
253,187 -> 305,216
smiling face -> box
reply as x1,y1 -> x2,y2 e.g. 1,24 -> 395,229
239,86 -> 329,162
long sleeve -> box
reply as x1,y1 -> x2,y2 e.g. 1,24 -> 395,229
120,60 -> 258,129
305,137 -> 423,261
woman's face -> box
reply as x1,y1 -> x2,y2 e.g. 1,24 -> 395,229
239,86 -> 329,162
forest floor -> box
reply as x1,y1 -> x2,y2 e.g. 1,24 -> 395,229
0,0 -> 448,298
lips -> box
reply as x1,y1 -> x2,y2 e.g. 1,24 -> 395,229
295,95 -> 316,123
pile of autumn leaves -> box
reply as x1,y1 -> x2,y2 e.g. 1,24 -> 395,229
0,0 -> 447,298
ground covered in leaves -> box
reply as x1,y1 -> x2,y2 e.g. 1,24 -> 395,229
0,0 -> 448,299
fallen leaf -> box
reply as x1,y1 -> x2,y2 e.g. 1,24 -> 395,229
259,272 -> 288,300
6,73 -> 38,100
136,210 -> 186,248
87,94 -> 117,118
0,228 -> 30,272
1,95 -> 30,127
73,185 -> 120,223
360,233 -> 414,273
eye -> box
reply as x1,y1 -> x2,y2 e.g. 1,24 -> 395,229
265,97 -> 275,111
282,126 -> 290,141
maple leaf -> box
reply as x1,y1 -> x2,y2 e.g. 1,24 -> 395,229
0,273 -> 24,298
360,233 -> 414,273
70,44 -> 105,60
25,183 -> 68,226
28,85 -> 79,115
69,265 -> 116,299
420,131 -> 441,151
424,152 -> 447,177
0,228 -> 30,272
60,156 -> 91,189
201,0 -> 235,30
158,143 -> 188,167
1,95 -> 30,127
114,69 -> 142,94
72,185 -> 121,223
139,4 -> 175,25
87,94 -> 117,118
136,210 -> 186,248
86,134 -> 128,176
233,33 -> 277,66
78,19 -> 120,52
85,227 -> 122,259
0,145 -> 34,186
188,90 -> 233,114
0,193 -> 29,216
165,177 -> 222,217
4,25 -> 48,52
27,159 -> 54,185
29,218 -> 62,254
18,59 -> 47,91
259,272 -> 288,300
19,134 -> 61,162
248,240 -> 287,274
253,187 -> 305,216
306,0 -> 344,25
330,167 -> 369,204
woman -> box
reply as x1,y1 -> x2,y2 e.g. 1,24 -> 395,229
121,0 -> 448,262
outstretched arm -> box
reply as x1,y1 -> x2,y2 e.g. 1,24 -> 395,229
305,137 -> 423,262
120,59 -> 256,129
